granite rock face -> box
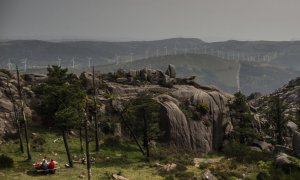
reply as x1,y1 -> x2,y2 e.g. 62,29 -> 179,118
156,86 -> 232,153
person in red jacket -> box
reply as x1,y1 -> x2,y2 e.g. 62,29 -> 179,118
48,159 -> 56,169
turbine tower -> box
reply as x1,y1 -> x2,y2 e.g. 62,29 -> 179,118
87,57 -> 92,69
57,56 -> 62,67
7,59 -> 12,70
72,57 -> 75,69
22,58 -> 27,72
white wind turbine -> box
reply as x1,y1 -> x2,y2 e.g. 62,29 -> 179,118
164,46 -> 168,56
57,56 -> 62,67
72,57 -> 75,69
87,57 -> 92,69
21,58 -> 27,72
7,59 -> 12,70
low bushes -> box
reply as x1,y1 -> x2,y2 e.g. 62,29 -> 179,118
0,154 -> 14,168
222,142 -> 273,163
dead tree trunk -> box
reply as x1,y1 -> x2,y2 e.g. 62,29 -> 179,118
62,129 -> 73,168
85,111 -> 92,180
92,66 -> 100,152
79,127 -> 84,153
16,66 -> 31,160
120,114 -> 145,155
143,108 -> 150,157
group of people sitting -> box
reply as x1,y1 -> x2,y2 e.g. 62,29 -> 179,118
34,157 -> 56,172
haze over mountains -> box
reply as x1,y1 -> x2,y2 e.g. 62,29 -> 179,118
0,38 -> 299,94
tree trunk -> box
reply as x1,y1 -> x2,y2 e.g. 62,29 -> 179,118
23,110 -> 31,160
17,121 -> 24,153
85,114 -> 92,180
62,129 -> 73,168
16,66 -> 31,160
143,109 -> 150,157
120,114 -> 145,155
92,66 -> 100,152
79,127 -> 84,153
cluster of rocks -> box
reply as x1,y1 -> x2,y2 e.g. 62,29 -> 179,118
113,64 -> 178,88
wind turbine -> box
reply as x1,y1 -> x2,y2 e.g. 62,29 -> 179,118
72,57 -> 75,69
87,57 -> 92,69
21,58 -> 27,72
7,59 -> 12,70
57,56 -> 62,67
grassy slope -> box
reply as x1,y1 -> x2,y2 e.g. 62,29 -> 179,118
0,127 -> 265,180
0,128 -> 195,180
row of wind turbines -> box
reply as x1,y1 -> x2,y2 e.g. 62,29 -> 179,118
5,47 -> 281,71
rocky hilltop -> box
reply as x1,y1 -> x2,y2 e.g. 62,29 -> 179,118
2,64 -> 300,156
0,65 -> 235,154
81,64 -> 233,154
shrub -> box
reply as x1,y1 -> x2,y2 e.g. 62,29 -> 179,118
0,154 -> 14,168
103,136 -> 121,148
197,102 -> 209,115
175,171 -> 194,180
32,136 -> 46,152
222,143 -> 273,163
164,175 -> 174,180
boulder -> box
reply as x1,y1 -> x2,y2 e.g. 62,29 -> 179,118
202,169 -> 215,180
157,85 -> 232,153
112,174 -> 129,180
116,77 -> 128,83
252,140 -> 273,151
275,153 -> 293,166
23,73 -> 47,83
80,72 -> 100,91
293,131 -> 300,157
287,121 -> 298,134
0,98 -> 13,112
165,64 -> 176,78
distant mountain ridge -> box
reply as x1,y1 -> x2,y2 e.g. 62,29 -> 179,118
95,54 -> 299,95
1,38 -> 300,71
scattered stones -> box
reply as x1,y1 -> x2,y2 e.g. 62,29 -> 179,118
116,77 -> 128,83
202,169 -> 215,180
275,153 -> 293,166
78,174 -> 85,178
193,157 -> 223,167
112,174 -> 129,180
252,139 -> 273,151
161,163 -> 177,172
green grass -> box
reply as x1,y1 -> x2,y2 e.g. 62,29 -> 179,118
0,129 -> 164,180
2,127 -> 296,180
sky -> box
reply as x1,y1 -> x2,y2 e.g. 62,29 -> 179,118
1,0 -> 300,42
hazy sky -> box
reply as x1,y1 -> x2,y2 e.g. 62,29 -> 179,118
1,0 -> 300,42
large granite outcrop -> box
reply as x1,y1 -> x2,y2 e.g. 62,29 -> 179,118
0,71 -> 34,138
156,86 -> 232,153
106,80 -> 233,154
